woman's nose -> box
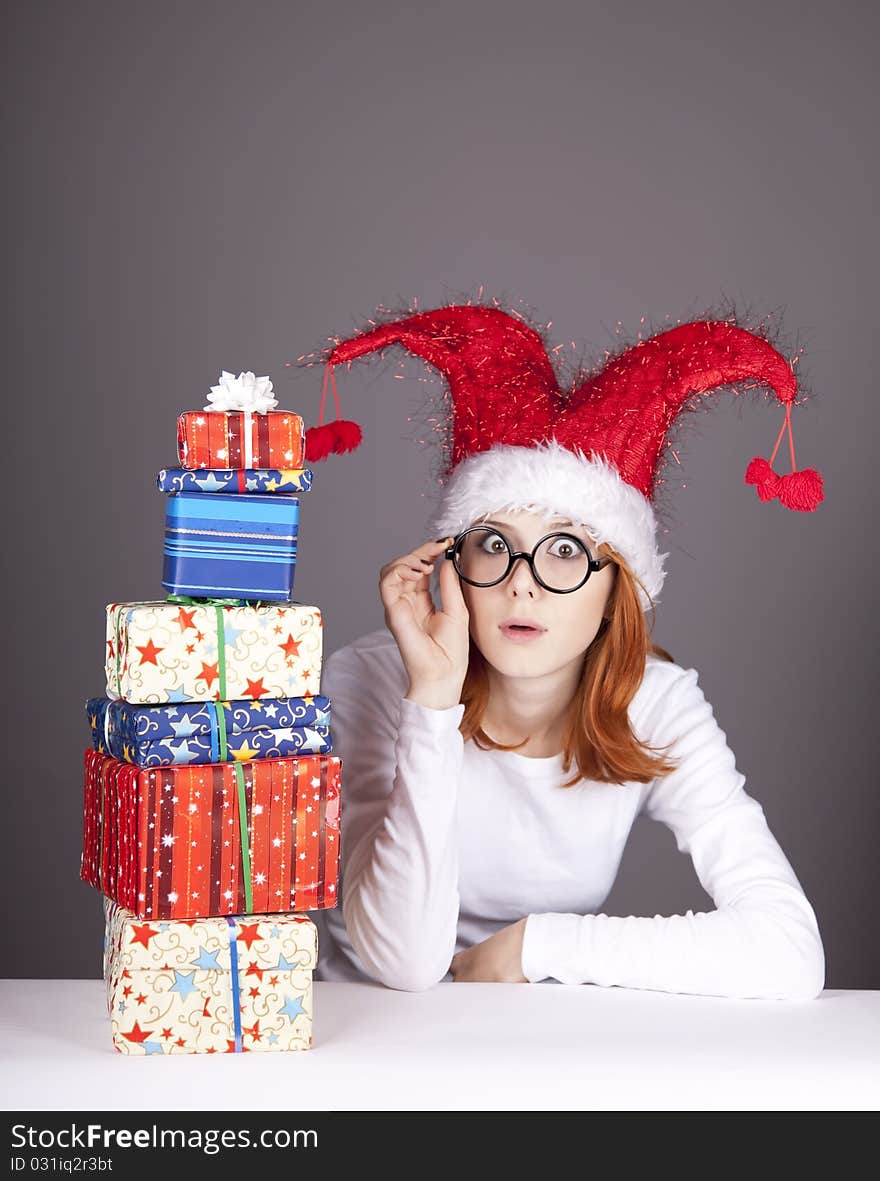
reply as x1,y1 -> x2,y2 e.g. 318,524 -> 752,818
506,554 -> 539,596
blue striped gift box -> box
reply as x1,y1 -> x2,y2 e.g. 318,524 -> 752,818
162,491 -> 299,600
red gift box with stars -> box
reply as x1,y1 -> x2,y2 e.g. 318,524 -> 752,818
177,409 -> 306,470
82,749 -> 340,921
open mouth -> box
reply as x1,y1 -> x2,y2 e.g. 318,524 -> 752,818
499,622 -> 546,640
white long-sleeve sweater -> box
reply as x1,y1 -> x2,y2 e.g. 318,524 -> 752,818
311,627 -> 825,1000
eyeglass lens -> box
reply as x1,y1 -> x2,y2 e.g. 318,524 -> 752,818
455,527 -> 591,591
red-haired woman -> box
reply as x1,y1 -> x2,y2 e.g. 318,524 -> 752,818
308,305 -> 826,999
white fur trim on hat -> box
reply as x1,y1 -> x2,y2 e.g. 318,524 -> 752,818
426,440 -> 668,611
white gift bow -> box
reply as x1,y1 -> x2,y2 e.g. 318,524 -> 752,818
204,371 -> 277,467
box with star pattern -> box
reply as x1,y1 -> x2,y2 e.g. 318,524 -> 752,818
82,749 -> 341,920
157,467 -> 313,495
103,899 -> 317,1054
86,694 -> 332,767
105,600 -> 322,703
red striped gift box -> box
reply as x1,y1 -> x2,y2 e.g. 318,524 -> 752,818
177,410 -> 306,469
81,749 -> 340,921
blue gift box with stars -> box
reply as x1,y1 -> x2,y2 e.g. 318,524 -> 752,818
87,694 -> 332,767
157,467 -> 314,495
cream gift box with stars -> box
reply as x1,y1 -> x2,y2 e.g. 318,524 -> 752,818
103,900 -> 317,1055
105,600 -> 323,704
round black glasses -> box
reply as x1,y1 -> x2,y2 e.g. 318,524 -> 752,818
444,526 -> 614,594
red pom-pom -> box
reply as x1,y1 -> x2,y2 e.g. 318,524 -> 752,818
744,457 -> 824,511
778,468 -> 824,512
331,419 -> 363,453
305,420 -> 364,463
744,456 -> 780,502
304,423 -> 339,462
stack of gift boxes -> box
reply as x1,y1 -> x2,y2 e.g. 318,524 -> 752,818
81,371 -> 341,1055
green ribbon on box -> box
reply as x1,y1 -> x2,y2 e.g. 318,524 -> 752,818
234,762 -> 254,914
213,604 -> 227,701
113,608 -> 124,696
213,702 -> 229,763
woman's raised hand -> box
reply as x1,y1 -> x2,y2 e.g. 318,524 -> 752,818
379,537 -> 470,710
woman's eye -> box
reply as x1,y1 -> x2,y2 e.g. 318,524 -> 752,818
549,539 -> 578,558
480,532 -> 508,553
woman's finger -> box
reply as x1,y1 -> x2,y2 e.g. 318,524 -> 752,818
381,556 -> 436,583
381,573 -> 424,615
381,557 -> 431,585
380,537 -> 453,579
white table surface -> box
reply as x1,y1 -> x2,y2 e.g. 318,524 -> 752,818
1,981 -> 878,1111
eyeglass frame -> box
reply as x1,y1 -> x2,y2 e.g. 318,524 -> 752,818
444,525 -> 615,595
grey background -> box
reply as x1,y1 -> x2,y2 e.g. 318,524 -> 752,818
4,1 -> 877,984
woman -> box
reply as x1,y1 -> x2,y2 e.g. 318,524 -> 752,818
307,302 -> 826,998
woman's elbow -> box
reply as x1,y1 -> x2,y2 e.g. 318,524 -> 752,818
346,922 -> 451,992
760,927 -> 826,1001
343,895 -> 455,992
375,964 -> 448,992
778,946 -> 825,1000
737,901 -> 826,1000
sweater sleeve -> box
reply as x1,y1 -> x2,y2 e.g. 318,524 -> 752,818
322,636 -> 466,992
520,665 -> 826,1000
